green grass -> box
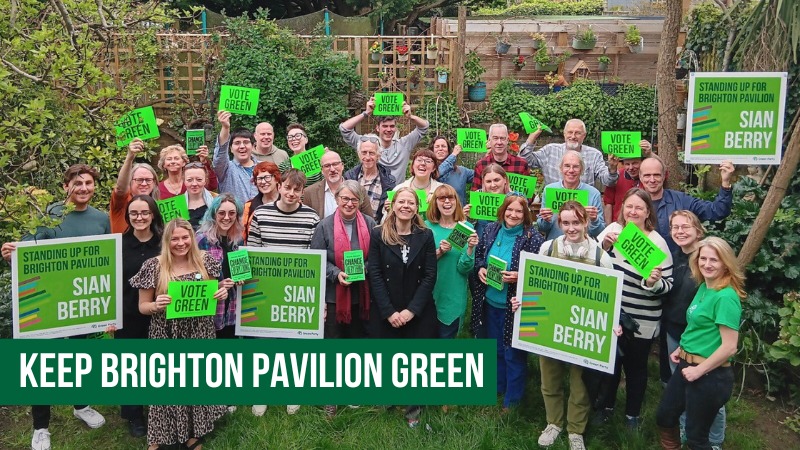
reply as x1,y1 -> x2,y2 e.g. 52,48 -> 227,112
0,356 -> 770,449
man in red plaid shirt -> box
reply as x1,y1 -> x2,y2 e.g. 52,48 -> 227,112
471,123 -> 530,191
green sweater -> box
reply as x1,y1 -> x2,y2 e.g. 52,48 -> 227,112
22,202 -> 111,241
426,221 -> 475,326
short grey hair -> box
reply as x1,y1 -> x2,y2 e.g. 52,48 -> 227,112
559,150 -> 586,174
357,134 -> 381,154
130,163 -> 160,200
488,123 -> 508,137
336,179 -> 366,203
565,119 -> 587,134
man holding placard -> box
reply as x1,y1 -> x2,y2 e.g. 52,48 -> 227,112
538,151 -> 605,240
213,110 -> 259,204
340,96 -> 430,182
253,122 -> 289,164
603,155 -> 644,223
472,124 -> 530,192
278,123 -> 324,187
304,151 -> 373,219
343,135 -> 397,223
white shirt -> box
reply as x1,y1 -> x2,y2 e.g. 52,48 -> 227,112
323,182 -> 337,218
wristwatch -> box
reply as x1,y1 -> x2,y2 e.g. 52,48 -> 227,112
362,111 -> 369,118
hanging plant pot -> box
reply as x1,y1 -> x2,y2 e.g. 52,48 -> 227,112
514,64 -> 524,71
533,40 -> 544,49
467,82 -> 487,102
535,62 -> 559,72
627,37 -> 644,53
437,71 -> 449,83
409,81 -> 419,90
495,41 -> 511,54
371,53 -> 381,62
572,38 -> 597,50
598,61 -> 609,72
426,49 -> 438,60
398,54 -> 409,62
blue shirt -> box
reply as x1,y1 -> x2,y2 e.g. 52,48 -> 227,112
213,138 -> 259,205
437,154 -> 475,206
485,223 -> 523,308
655,188 -> 732,252
537,181 -> 605,240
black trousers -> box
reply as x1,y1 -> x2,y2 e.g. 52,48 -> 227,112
598,337 -> 653,417
656,360 -> 734,450
32,406 -> 87,430
324,304 -> 365,339
115,312 -> 150,421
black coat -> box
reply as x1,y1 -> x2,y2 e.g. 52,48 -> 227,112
367,225 -> 438,338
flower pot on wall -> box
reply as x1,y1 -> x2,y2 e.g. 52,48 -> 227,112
438,71 -> 449,83
535,62 -> 559,72
598,61 -> 609,71
426,49 -> 438,60
468,82 -> 487,102
533,40 -> 544,49
371,53 -> 381,62
572,38 -> 596,50
496,41 -> 511,54
627,37 -> 644,53
398,54 -> 409,62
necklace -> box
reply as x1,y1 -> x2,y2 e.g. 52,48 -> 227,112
411,177 -> 431,190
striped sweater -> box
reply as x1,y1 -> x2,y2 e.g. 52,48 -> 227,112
247,201 -> 320,249
597,222 -> 674,339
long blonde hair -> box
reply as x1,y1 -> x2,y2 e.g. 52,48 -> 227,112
381,187 -> 427,246
156,218 -> 210,295
689,237 -> 746,299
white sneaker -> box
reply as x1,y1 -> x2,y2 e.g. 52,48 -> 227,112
227,406 -> 237,414
537,423 -> 563,447
73,406 -> 105,429
347,405 -> 360,409
252,405 -> 267,416
569,433 -> 586,450
287,405 -> 300,415
31,428 -> 51,450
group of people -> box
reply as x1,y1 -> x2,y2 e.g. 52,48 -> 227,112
0,97 -> 745,450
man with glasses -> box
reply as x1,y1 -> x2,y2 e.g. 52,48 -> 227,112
253,122 -> 289,164
277,123 -> 323,187
303,151 -> 373,219
343,134 -> 397,223
339,96 -> 429,182
213,110 -> 259,204
108,138 -> 161,233
472,123 -> 530,192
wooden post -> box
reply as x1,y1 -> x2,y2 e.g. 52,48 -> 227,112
454,6 -> 466,110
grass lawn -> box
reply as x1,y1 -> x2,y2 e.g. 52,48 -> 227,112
0,355 -> 781,450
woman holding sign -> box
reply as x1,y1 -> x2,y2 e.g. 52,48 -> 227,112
656,237 -> 744,450
130,218 -> 230,450
466,163 -> 510,240
391,148 -> 444,206
595,188 -> 673,430
424,184 -> 478,339
430,136 -> 475,207
196,194 -> 244,339
470,193 -> 544,410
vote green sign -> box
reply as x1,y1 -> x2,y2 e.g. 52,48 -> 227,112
228,250 -> 252,283
519,112 -> 552,134
685,72 -> 787,165
469,192 -> 505,221
613,222 -> 668,279
186,129 -> 205,156
507,173 -> 537,199
157,195 -> 190,223
374,93 -> 404,116
544,188 -> 589,212
290,144 -> 325,177
219,85 -> 260,116
457,128 -> 488,152
236,247 -> 326,338
116,106 -> 160,147
601,131 -> 641,158
512,251 -> 622,374
343,250 -> 365,282
11,235 -> 122,339
166,281 -> 217,319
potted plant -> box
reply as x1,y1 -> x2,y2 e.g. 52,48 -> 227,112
464,51 -> 487,102
513,55 -> 527,71
572,25 -> 597,50
426,43 -> 438,60
407,66 -> 422,89
625,25 -> 644,53
533,47 -> 571,72
396,44 -> 409,62
530,32 -> 546,49
598,55 -> 611,72
495,33 -> 512,55
370,41 -> 382,62
436,65 -> 450,84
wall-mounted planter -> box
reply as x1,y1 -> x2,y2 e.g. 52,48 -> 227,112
426,49 -> 438,60
572,38 -> 596,50
598,61 -> 609,72
371,53 -> 381,62
535,62 -> 559,72
437,71 -> 449,83
496,41 -> 511,54
627,37 -> 644,53
468,82 -> 487,102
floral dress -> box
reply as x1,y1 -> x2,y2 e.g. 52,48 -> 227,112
129,252 -> 226,445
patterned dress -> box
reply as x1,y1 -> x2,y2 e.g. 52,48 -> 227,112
129,252 -> 227,446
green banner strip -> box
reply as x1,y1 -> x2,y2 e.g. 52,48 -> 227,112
116,106 -> 160,147
456,128 -> 488,153
219,85 -> 260,116
373,93 -> 404,116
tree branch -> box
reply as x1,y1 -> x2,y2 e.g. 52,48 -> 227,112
0,58 -> 42,82
50,0 -> 79,51
95,0 -> 109,28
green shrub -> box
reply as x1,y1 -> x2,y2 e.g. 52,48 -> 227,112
475,0 -> 603,16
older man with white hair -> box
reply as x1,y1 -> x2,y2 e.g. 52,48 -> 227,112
343,134 -> 397,223
472,123 -> 530,192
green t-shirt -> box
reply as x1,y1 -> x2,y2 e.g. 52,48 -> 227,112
680,284 -> 742,359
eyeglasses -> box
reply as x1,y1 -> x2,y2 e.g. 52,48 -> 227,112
185,162 -> 205,169
287,133 -> 306,141
416,158 -> 434,165
337,196 -> 359,205
360,136 -> 380,143
322,161 -> 343,170
217,211 -> 238,218
132,178 -> 155,185
436,195 -> 455,202
128,211 -> 152,218
670,225 -> 695,231
256,174 -> 274,183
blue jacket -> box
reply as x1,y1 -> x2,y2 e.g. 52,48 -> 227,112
656,187 -> 732,252
537,181 -> 605,241
437,154 -> 475,206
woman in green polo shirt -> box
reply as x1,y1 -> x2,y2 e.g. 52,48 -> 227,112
655,237 -> 746,450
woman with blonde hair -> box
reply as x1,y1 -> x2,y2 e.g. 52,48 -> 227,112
130,218 -> 229,450
656,237 -> 745,450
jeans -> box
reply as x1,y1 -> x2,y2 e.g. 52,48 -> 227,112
656,360 -> 734,450
439,318 -> 460,339
599,336 -> 652,417
666,333 -> 726,445
486,304 -> 527,408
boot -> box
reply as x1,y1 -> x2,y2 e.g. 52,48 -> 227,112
658,426 -> 682,450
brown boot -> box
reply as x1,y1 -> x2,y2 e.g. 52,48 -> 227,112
658,426 -> 682,450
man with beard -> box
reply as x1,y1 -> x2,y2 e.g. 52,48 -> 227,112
304,151 -> 373,218
471,123 -> 530,192
253,122 -> 289,164
602,144 -> 652,221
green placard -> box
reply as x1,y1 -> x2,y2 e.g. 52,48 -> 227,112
387,190 -> 395,203
186,129 -> 205,156
11,234 -> 122,339
156,195 -> 190,223
506,173 -> 538,198
166,280 -> 218,319
219,85 -> 260,116
115,106 -> 160,147
544,188 -> 589,212
446,221 -> 475,252
416,189 -> 429,213
374,93 -> 404,116
456,128 -> 488,153
685,72 -> 787,165
290,144 -> 325,177
469,192 -> 505,221
228,249 -> 253,283
486,256 -> 506,291
613,222 -> 668,279
519,112 -> 552,134
237,248 -> 326,338
343,250 -> 365,282
601,131 -> 641,158
512,252 -> 623,374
